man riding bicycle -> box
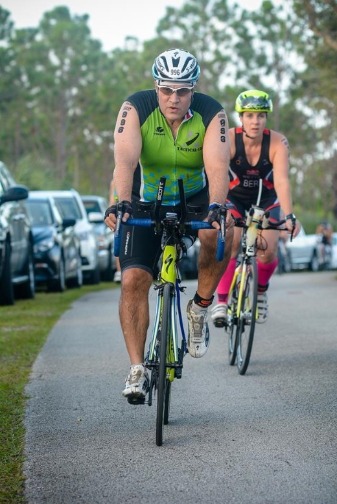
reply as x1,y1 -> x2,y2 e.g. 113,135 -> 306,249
104,48 -> 233,403
211,89 -> 301,327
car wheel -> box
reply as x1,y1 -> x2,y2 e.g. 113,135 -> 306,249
48,256 -> 66,292
0,241 -> 15,305
17,245 -> 35,299
67,250 -> 83,288
102,247 -> 114,282
88,263 -> 100,285
309,253 -> 319,272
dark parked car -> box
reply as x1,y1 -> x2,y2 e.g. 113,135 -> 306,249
26,192 -> 83,292
81,195 -> 116,281
0,161 -> 35,305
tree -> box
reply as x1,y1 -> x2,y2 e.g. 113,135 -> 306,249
291,0 -> 337,218
0,1 -> 336,219
155,0 -> 236,100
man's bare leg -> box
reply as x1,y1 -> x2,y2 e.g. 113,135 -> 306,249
119,268 -> 153,364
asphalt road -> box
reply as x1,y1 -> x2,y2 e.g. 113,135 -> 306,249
24,271 -> 337,504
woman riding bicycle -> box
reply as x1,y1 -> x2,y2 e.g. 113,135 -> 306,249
104,48 -> 233,403
211,89 -> 301,327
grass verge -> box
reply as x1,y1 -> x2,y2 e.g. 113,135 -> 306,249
0,282 -> 116,504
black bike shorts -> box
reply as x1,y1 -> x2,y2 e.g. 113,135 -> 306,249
119,186 -> 209,278
226,194 -> 281,222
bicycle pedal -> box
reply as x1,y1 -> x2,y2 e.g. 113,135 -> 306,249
127,396 -> 146,406
213,318 -> 226,328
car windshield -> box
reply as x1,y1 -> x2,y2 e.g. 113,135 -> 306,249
54,196 -> 82,220
83,200 -> 101,215
27,200 -> 53,226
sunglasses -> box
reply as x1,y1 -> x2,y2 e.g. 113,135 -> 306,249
240,97 -> 270,109
157,85 -> 194,97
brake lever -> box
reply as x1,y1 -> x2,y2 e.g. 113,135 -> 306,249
262,211 -> 270,230
113,210 -> 123,257
220,207 -> 227,241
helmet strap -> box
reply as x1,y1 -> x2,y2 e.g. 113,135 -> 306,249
242,126 -> 255,139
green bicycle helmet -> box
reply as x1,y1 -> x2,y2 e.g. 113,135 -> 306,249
235,89 -> 273,113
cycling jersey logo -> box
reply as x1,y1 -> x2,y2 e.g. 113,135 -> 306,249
185,133 -> 200,146
164,255 -> 174,273
155,126 -> 165,135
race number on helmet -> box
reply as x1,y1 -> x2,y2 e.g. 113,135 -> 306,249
152,48 -> 201,85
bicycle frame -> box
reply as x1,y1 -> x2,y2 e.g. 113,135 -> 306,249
146,240 -> 184,385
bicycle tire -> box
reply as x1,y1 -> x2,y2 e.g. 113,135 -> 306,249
227,282 -> 239,366
156,282 -> 172,446
236,257 -> 258,375
164,380 -> 171,425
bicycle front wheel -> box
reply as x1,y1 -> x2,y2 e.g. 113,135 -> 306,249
156,283 -> 172,446
236,257 -> 258,375
227,286 -> 238,366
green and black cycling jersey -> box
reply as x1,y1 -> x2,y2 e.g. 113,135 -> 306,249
126,89 -> 223,206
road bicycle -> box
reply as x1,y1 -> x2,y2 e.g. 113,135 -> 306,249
114,177 -> 226,446
225,182 -> 291,376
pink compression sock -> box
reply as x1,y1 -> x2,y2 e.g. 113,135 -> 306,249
257,259 -> 278,292
216,257 -> 237,303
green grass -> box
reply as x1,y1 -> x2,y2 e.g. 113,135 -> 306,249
0,282 -> 116,504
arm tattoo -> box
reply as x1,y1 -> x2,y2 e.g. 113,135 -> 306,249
117,102 -> 132,134
281,136 -> 289,149
218,112 -> 227,143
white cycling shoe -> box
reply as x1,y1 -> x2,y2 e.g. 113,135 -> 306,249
186,300 -> 210,358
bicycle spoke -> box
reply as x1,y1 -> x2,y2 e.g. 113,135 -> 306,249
227,287 -> 238,365
236,258 -> 257,375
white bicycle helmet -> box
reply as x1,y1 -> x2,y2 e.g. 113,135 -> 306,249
152,48 -> 200,84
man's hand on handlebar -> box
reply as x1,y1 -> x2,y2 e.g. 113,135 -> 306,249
104,200 -> 132,231
207,203 -> 228,230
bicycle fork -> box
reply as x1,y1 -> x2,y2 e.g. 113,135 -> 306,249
227,262 -> 253,328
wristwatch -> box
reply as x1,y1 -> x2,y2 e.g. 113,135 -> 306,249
285,213 -> 296,221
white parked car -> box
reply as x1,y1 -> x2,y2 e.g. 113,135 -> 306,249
44,190 -> 100,284
81,195 -> 116,281
330,232 -> 337,269
286,227 -> 326,272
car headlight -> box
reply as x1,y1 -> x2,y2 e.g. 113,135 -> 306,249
34,239 -> 55,252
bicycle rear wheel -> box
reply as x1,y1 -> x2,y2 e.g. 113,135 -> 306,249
156,283 -> 172,446
236,257 -> 258,375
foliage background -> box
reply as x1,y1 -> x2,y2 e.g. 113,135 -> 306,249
0,0 -> 336,230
